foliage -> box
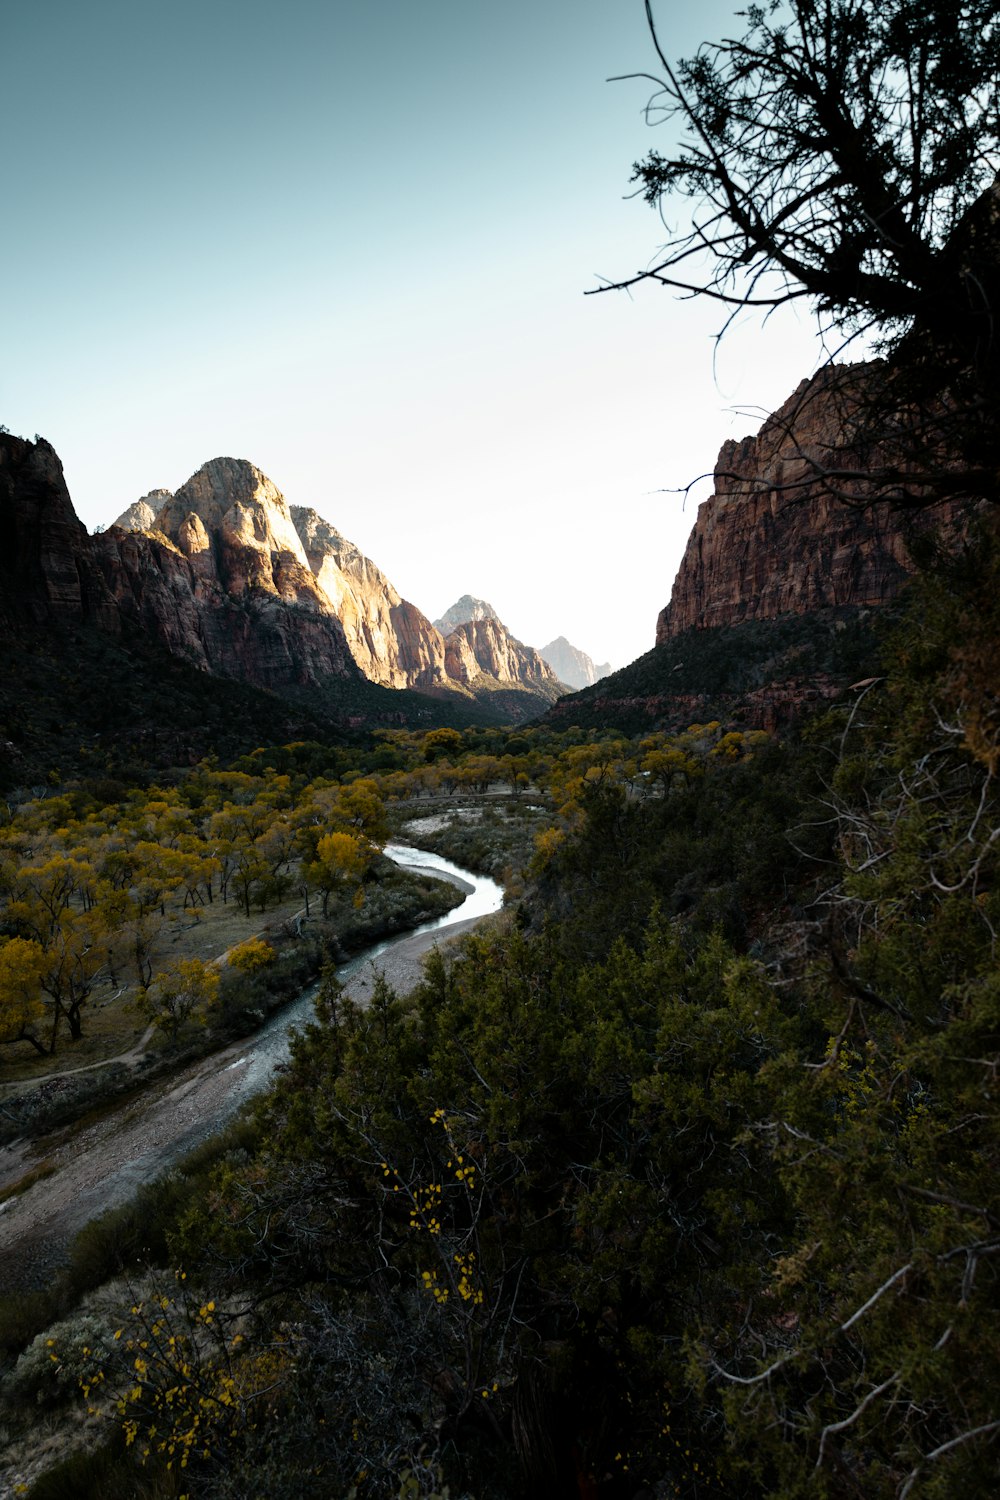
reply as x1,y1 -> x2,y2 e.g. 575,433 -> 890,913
9,545 -> 1000,1497
0,936 -> 47,1051
226,937 -> 276,974
137,959 -> 220,1042
616,0 -> 1000,360
546,607 -> 895,734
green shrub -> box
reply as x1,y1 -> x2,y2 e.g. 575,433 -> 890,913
5,1311 -> 116,1409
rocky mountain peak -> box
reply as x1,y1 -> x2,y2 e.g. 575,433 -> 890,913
111,489 -> 172,534
155,457 -> 309,571
434,595 -> 500,634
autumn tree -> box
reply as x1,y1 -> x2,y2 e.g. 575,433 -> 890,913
138,958 -> 221,1042
0,936 -> 48,1054
306,831 -> 375,918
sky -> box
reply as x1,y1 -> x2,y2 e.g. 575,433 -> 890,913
3,0 -> 823,671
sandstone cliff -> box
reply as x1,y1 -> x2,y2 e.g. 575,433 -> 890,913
290,507 -> 449,690
0,434 -> 119,632
657,365 -> 961,641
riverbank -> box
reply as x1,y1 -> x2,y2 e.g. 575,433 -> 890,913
0,848 -> 503,1293
0,854 -> 467,1149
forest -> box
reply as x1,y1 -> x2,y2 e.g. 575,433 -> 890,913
1,541 -> 998,1498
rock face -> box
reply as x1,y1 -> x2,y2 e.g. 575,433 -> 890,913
444,617 -> 564,703
290,507 -> 449,690
112,490 -> 171,533
433,595 -> 500,634
540,636 -> 612,690
0,434 -> 119,632
657,366 -> 961,641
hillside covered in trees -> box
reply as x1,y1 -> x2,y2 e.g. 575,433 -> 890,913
1,536 -> 998,1497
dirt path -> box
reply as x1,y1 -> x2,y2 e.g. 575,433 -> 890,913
0,901 -> 489,1293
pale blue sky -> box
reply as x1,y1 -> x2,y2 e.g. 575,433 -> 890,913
4,1 -> 820,669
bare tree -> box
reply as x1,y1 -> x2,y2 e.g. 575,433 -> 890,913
597,0 -> 1000,505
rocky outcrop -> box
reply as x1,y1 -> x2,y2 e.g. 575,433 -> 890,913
290,507 -> 449,690
433,595 -> 500,634
112,490 -> 171,533
540,636 -> 611,690
658,366 -> 962,641
444,617 -> 564,704
0,434 -> 119,632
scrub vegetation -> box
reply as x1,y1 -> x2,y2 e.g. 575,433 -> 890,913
2,541 -> 999,1498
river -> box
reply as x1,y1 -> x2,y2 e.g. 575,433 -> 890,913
0,845 -> 503,1288
217,842 -> 503,1098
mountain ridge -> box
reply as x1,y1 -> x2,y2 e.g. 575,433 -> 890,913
102,457 -> 566,721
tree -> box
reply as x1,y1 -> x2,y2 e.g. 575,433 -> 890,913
601,0 -> 1000,504
307,831 -> 375,918
0,936 -> 48,1054
138,958 -> 221,1041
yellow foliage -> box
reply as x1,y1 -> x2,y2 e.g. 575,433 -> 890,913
227,937 -> 276,974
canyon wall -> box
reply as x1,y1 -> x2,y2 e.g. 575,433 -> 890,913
657,366 -> 961,641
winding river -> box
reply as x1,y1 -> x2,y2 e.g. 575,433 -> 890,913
0,846 -> 503,1288
216,843 -> 503,1100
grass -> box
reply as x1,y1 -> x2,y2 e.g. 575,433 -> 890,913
0,1158 -> 56,1205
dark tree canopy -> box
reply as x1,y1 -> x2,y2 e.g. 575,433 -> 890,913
608,0 -> 1000,348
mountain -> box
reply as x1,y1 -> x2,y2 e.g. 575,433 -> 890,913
658,365 -> 962,640
434,596 -> 566,710
433,594 -> 500,633
110,473 -> 572,719
444,617 -> 564,704
0,435 -> 354,788
547,365 -> 965,735
96,458 -> 361,695
101,460 -> 567,723
111,490 -> 171,534
539,636 -> 611,690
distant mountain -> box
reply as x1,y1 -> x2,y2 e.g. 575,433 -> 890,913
434,597 -> 565,709
433,594 -> 500,634
444,617 -> 564,706
539,636 -> 611,691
